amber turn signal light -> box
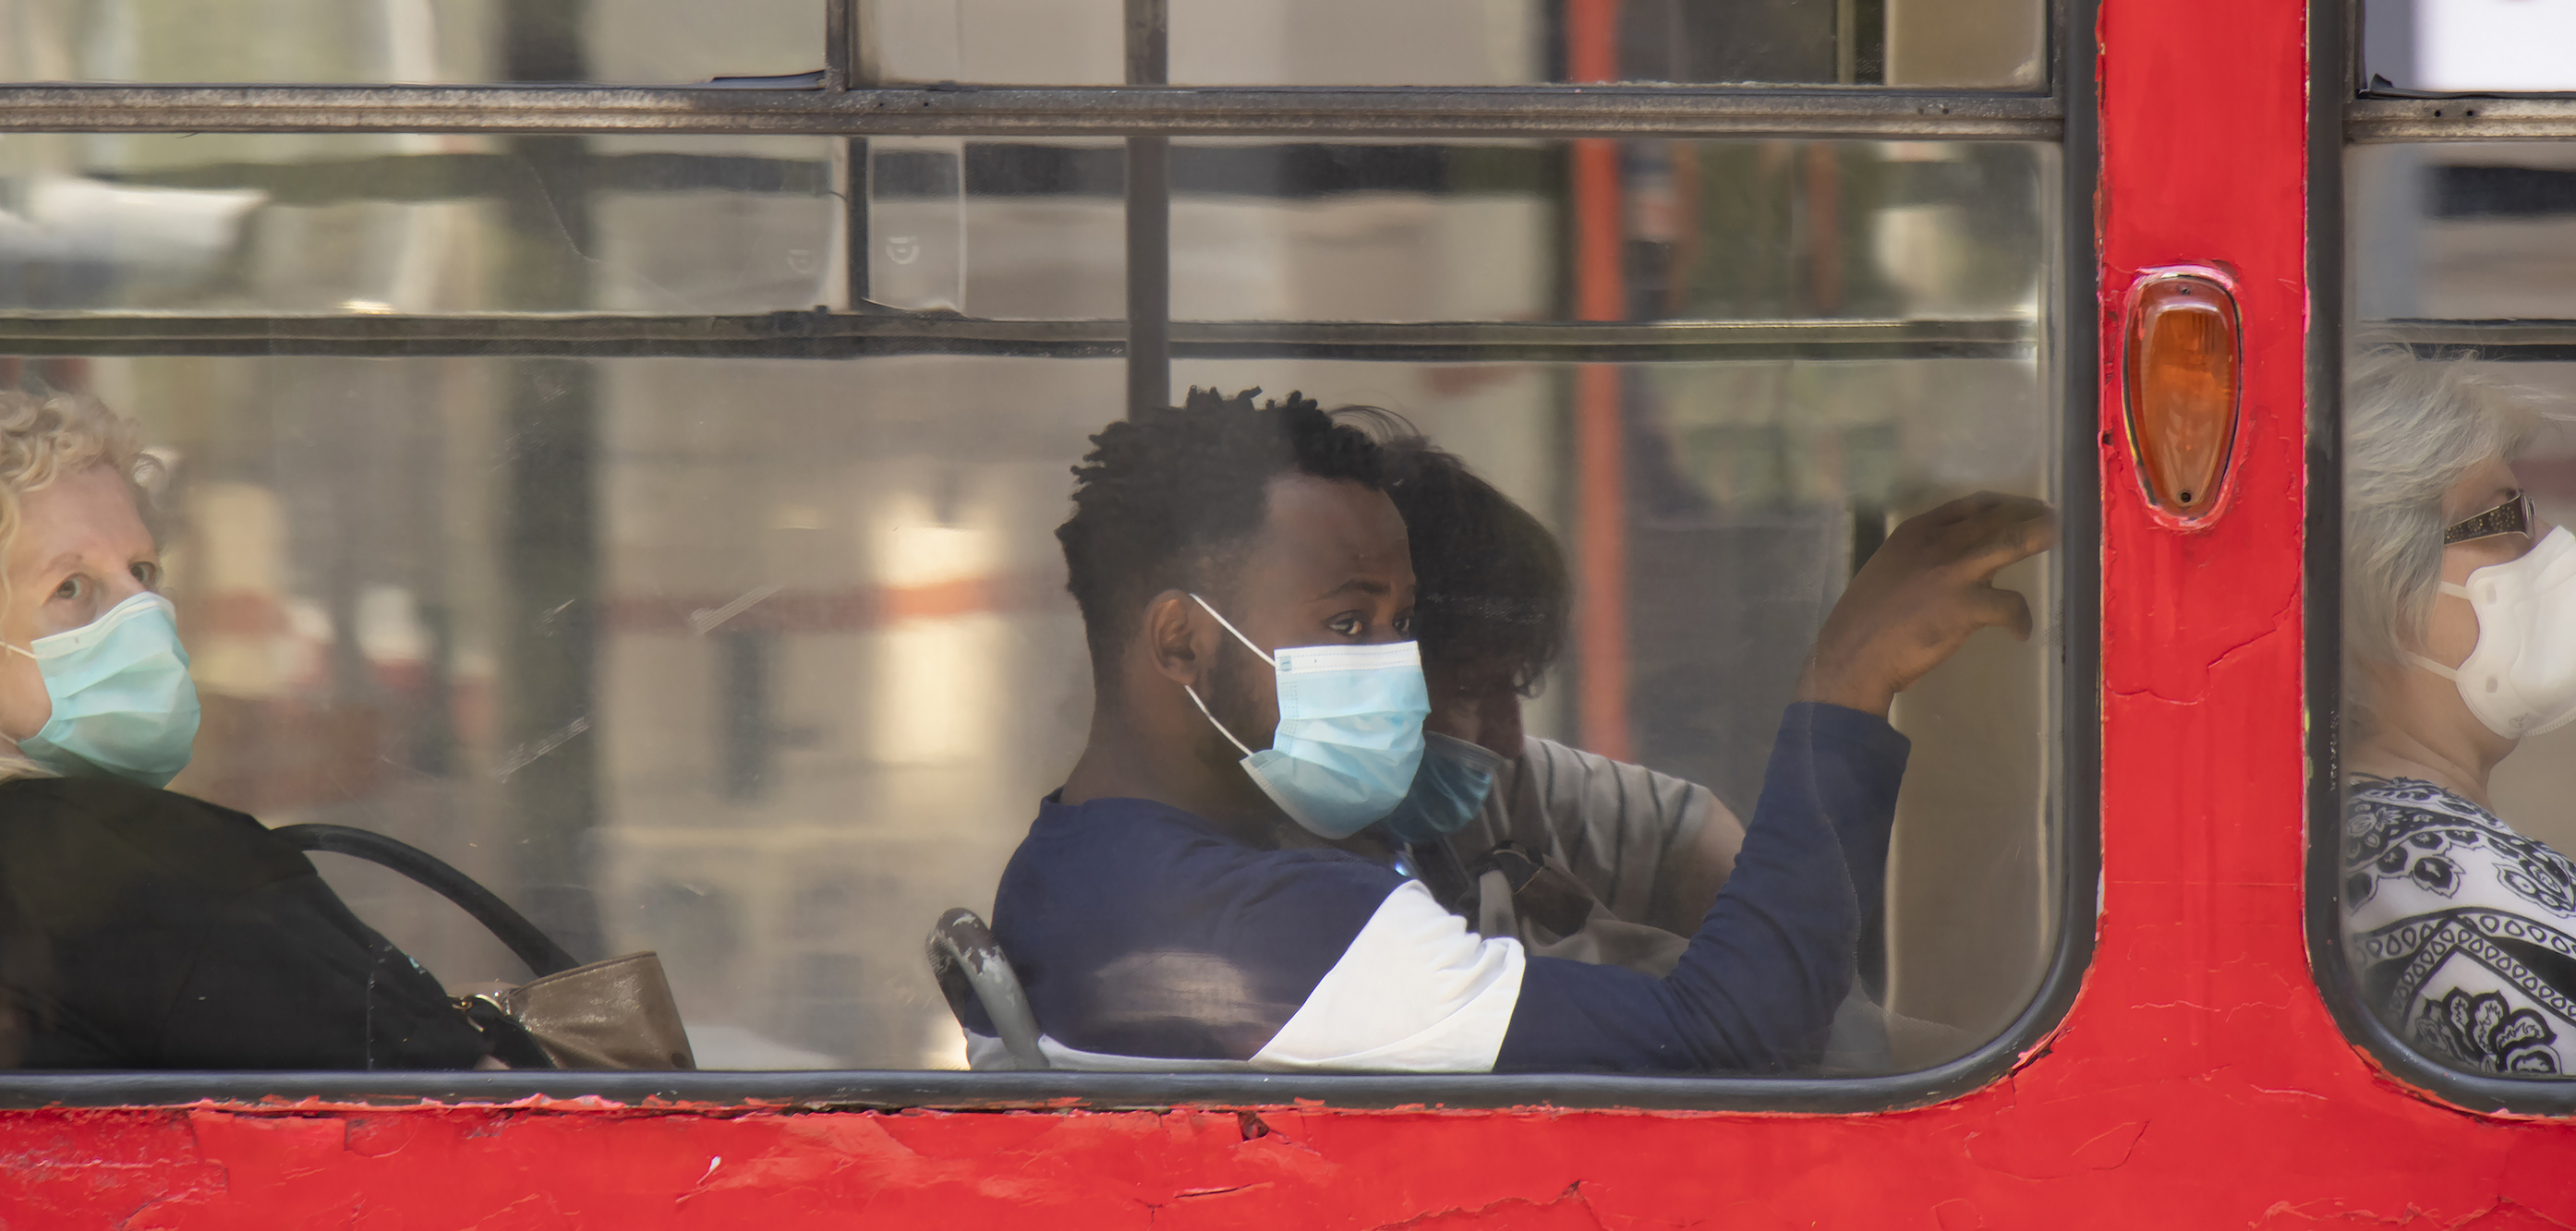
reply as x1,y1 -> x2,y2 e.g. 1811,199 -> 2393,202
2122,272 -> 2242,517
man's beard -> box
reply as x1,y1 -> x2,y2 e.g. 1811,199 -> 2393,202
1198,637 -> 1272,768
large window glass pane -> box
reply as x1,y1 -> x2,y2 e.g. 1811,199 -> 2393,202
0,344 -> 2055,1074
858,0 -> 2042,87
0,0 -> 816,84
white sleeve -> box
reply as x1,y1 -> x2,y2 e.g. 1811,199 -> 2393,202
1248,880 -> 1526,1073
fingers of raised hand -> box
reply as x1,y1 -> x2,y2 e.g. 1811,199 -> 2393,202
1949,501 -> 2058,576
1967,584 -> 2036,642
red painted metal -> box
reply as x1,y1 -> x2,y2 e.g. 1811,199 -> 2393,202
12,3 -> 2576,1225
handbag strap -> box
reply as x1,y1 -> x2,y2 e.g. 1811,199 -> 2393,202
270,823 -> 583,978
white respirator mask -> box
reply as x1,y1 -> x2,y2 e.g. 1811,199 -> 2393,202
2409,524 -> 2576,740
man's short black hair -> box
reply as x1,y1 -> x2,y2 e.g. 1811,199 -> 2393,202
1382,438 -> 1569,694
1057,388 -> 1391,674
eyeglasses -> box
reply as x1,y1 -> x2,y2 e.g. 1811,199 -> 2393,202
2444,490 -> 2538,546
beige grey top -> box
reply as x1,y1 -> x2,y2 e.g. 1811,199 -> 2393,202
1445,735 -> 1745,944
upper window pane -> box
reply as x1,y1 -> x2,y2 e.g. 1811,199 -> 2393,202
0,0 -> 816,84
1,133 -> 843,315
2352,143 -> 2576,321
2364,0 -> 2576,94
859,0 -> 2042,88
1162,139 -> 2048,324
865,139 -> 1124,319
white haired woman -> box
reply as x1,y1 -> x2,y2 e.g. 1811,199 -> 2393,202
2343,349 -> 2576,1077
0,389 -> 504,1068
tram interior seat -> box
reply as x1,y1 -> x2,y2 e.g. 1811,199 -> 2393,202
925,908 -> 1050,1070
928,909 -> 1406,1073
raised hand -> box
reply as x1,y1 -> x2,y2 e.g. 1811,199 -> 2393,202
1795,492 -> 2058,718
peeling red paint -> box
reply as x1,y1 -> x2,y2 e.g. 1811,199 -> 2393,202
9,3 -> 2576,1226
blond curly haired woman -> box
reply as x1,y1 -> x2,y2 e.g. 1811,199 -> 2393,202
0,389 -> 503,1069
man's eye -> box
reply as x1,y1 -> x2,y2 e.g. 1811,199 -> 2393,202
1327,614 -> 1362,637
51,576 -> 84,602
131,561 -> 160,588
1394,613 -> 1415,637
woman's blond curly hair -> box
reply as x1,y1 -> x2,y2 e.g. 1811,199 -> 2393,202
0,388 -> 159,782
0,388 -> 155,572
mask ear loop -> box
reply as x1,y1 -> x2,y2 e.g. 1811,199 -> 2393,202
2406,581 -> 2482,682
2406,652 -> 2461,682
1182,594 -> 1269,758
1188,594 -> 1276,667
1183,683 -> 1259,758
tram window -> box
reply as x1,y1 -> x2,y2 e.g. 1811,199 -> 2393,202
0,1 -> 819,85
2341,133 -> 2576,1078
0,0 -> 2079,1087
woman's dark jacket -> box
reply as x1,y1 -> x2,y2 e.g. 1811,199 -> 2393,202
0,775 -> 490,1069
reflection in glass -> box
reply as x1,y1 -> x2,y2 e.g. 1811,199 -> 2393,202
0,137 -> 2043,326
856,0 -> 2041,87
2352,144 -> 2576,324
0,0 -> 818,85
865,139 -> 1125,319
1164,140 -> 2048,324
2363,0 -> 2576,94
0,134 -> 844,315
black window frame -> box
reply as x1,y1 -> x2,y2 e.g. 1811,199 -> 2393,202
0,0 -> 2100,1112
2312,0 -> 2576,1117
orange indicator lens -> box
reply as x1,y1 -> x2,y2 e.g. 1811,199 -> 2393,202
2123,273 -> 2242,516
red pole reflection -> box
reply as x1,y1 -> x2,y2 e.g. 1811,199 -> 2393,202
1568,0 -> 1630,760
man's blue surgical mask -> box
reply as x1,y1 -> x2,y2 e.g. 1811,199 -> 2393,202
6,591 -> 200,788
1378,731 -> 1507,845
1182,594 -> 1429,839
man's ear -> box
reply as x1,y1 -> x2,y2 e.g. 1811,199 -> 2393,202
1143,589 -> 1213,687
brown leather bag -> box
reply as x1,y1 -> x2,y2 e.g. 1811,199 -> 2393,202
477,951 -> 697,1070
270,825 -> 698,1072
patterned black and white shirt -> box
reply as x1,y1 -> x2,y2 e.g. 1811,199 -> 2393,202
2344,775 -> 2576,1076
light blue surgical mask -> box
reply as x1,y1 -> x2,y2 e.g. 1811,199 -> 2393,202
1378,730 -> 1507,845
1182,594 -> 1429,839
6,591 -> 200,788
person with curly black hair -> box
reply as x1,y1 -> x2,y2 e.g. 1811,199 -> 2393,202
1376,435 -> 1745,964
985,388 -> 2053,1074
